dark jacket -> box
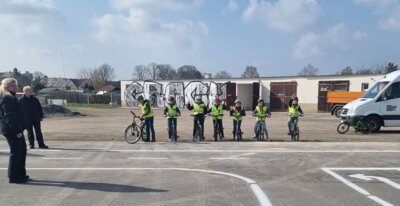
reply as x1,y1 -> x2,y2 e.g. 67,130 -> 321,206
0,93 -> 25,135
18,95 -> 43,126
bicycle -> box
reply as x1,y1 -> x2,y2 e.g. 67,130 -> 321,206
288,114 -> 303,142
191,115 -> 206,142
124,111 -> 148,144
253,114 -> 270,141
209,114 -> 224,141
337,119 -> 372,134
232,119 -> 243,141
164,114 -> 180,142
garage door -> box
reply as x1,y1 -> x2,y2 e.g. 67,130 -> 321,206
270,82 -> 298,112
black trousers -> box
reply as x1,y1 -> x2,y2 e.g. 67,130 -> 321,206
4,134 -> 27,180
212,119 -> 224,138
192,117 -> 205,138
233,120 -> 242,135
26,121 -> 45,147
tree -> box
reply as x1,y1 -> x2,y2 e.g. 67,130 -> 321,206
339,66 -> 353,75
177,65 -> 202,79
241,66 -> 259,78
132,65 -> 149,80
298,64 -> 318,77
147,63 -> 159,80
31,71 -> 45,92
214,70 -> 232,79
384,62 -> 398,74
97,63 -> 116,83
157,64 -> 176,80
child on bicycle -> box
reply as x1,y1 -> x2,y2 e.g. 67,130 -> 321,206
252,99 -> 271,141
208,96 -> 227,141
288,99 -> 304,135
164,96 -> 181,142
187,95 -> 208,141
230,99 -> 246,140
137,95 -> 156,142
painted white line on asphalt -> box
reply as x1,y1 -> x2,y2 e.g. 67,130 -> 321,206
42,158 -> 83,160
0,167 -> 273,206
127,158 -> 169,160
322,168 -> 396,206
210,157 -> 249,160
325,167 -> 400,171
109,149 -> 400,153
0,150 -> 62,152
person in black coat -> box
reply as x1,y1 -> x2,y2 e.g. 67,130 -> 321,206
18,86 -> 48,149
0,78 -> 30,184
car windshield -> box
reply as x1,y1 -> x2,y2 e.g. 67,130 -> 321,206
363,81 -> 390,98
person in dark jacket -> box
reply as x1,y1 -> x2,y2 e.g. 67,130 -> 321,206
0,78 -> 30,184
18,86 -> 48,149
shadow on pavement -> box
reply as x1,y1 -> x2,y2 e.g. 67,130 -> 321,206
27,180 -> 168,193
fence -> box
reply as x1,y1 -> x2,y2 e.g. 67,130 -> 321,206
37,92 -> 121,107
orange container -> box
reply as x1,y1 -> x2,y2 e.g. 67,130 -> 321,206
327,91 -> 365,104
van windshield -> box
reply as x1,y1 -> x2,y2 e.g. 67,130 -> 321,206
363,81 -> 390,98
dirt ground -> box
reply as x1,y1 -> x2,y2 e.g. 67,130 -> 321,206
34,107 -> 400,142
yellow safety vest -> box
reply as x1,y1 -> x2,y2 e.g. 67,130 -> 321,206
193,103 -> 205,115
256,105 -> 268,121
141,101 -> 154,119
166,104 -> 178,119
232,107 -> 244,121
288,105 -> 300,117
211,104 -> 224,120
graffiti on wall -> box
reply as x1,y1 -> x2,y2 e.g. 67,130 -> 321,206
124,81 -> 144,107
124,80 -> 230,108
165,82 -> 185,108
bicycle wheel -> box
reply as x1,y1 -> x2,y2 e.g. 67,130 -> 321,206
337,122 -> 350,134
195,124 -> 201,142
295,126 -> 300,141
124,125 -> 141,144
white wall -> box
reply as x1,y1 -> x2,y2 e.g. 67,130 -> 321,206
236,84 -> 253,110
120,74 -> 385,108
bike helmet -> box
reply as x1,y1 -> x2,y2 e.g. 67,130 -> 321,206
168,96 -> 175,102
195,95 -> 202,102
235,99 -> 241,104
137,95 -> 144,101
214,96 -> 221,104
257,99 -> 264,103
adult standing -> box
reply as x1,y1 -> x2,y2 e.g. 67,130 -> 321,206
18,86 -> 48,149
0,78 -> 29,183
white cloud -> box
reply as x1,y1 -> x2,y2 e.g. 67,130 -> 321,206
293,23 -> 367,59
111,0 -> 202,10
227,0 -> 239,12
93,1 -> 208,52
242,0 -> 320,31
354,0 -> 400,30
0,0 -> 59,35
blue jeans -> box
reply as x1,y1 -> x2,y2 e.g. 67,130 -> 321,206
254,121 -> 269,139
145,117 -> 156,142
167,118 -> 177,140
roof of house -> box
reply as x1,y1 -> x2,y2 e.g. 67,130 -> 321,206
97,85 -> 120,92
46,79 -> 77,89
38,88 -> 60,94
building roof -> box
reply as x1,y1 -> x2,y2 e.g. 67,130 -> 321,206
46,79 -> 77,89
120,73 -> 386,82
38,88 -> 60,94
97,85 -> 120,92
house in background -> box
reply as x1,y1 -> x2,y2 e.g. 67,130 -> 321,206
96,85 -> 120,95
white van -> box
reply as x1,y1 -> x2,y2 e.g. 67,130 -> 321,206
341,70 -> 400,132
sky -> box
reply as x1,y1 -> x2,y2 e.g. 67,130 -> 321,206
0,0 -> 399,80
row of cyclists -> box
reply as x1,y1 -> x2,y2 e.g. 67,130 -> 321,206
135,94 -> 304,142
